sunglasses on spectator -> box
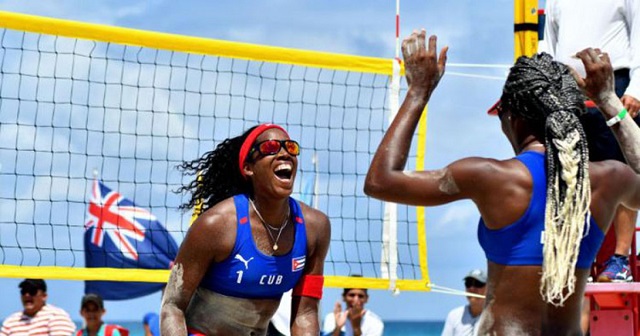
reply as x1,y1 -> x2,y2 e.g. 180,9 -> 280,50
20,288 -> 39,296
465,278 -> 486,289
250,139 -> 300,158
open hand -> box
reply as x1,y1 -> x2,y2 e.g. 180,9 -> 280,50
401,29 -> 448,96
570,48 -> 615,105
333,301 -> 347,329
348,306 -> 367,326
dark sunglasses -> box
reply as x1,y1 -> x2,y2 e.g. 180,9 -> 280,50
249,139 -> 300,158
20,287 -> 39,296
465,278 -> 486,289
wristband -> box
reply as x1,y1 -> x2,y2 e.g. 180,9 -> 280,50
606,108 -> 628,127
292,275 -> 324,299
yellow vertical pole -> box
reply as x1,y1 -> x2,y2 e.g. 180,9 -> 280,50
416,108 -> 429,284
514,0 -> 539,61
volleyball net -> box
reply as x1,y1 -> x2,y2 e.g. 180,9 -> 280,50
0,11 -> 431,291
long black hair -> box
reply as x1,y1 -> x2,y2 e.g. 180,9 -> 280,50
176,126 -> 258,212
501,53 -> 591,306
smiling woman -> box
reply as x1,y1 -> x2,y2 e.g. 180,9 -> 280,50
161,123 -> 331,336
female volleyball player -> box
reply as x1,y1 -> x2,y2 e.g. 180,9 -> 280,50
365,29 -> 640,335
160,124 -> 330,336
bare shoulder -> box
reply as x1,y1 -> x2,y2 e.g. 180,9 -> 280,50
297,201 -> 330,233
192,197 -> 237,233
449,156 -> 525,188
589,160 -> 637,190
296,200 -> 330,251
186,196 -> 239,261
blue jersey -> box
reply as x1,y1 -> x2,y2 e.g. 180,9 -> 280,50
478,151 -> 604,269
199,194 -> 307,299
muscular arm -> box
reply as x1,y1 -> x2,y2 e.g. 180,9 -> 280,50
365,30 -> 495,206
291,207 -> 331,336
598,93 -> 640,172
160,206 -> 234,335
574,48 -> 640,173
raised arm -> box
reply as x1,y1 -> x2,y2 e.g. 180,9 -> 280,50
290,207 -> 330,336
365,30 -> 495,207
574,48 -> 640,173
160,209 -> 232,335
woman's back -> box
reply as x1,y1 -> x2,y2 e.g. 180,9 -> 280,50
475,154 -> 633,335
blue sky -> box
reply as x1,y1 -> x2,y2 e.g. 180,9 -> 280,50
0,0 -> 530,324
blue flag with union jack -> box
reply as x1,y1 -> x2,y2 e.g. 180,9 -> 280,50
84,180 -> 178,300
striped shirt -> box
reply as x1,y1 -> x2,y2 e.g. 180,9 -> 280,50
0,304 -> 76,336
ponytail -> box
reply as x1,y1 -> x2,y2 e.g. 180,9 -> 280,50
540,111 -> 591,306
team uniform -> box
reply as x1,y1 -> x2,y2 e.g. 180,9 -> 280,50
478,151 -> 605,268
0,304 -> 76,336
186,193 -> 308,335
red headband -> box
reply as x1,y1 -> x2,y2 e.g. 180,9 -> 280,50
238,124 -> 289,178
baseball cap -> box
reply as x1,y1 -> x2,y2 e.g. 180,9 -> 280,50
464,269 -> 488,283
81,293 -> 104,309
19,279 -> 47,293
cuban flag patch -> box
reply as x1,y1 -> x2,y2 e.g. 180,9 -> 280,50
292,256 -> 306,272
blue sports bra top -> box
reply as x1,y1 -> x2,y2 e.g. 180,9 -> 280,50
199,194 -> 307,299
477,151 -> 604,269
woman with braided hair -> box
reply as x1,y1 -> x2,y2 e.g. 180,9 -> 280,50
161,124 -> 331,336
365,29 -> 640,335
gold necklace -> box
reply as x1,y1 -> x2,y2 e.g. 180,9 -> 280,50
249,199 -> 290,251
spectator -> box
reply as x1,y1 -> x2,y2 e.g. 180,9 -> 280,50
441,269 -> 487,336
322,282 -> 384,336
142,312 -> 159,336
544,0 -> 640,282
76,293 -> 128,336
0,279 -> 76,336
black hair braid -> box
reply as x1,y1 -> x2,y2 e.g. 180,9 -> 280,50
501,53 -> 586,135
176,126 -> 258,212
544,111 -> 590,204
502,52 -> 591,306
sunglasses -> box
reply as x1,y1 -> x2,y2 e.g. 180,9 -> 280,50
20,288 -> 39,296
465,278 -> 486,289
249,139 -> 300,159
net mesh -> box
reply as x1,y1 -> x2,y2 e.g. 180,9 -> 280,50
0,18 -> 426,288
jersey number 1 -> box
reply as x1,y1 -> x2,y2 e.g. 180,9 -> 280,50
236,270 -> 243,283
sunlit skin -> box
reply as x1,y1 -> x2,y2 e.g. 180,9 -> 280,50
364,29 -> 640,335
80,303 -> 107,336
160,127 -> 331,336
21,289 -> 47,317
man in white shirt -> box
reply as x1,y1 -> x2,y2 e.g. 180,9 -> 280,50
322,285 -> 383,336
441,269 -> 486,336
544,0 -> 640,283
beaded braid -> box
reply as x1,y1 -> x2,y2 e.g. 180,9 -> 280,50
176,126 -> 258,212
501,53 -> 590,306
